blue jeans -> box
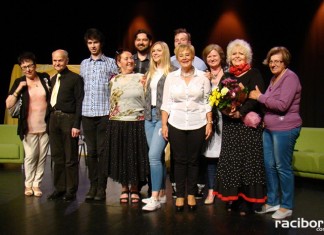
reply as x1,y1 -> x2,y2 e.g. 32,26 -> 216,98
205,158 -> 218,189
263,127 -> 301,209
145,108 -> 167,192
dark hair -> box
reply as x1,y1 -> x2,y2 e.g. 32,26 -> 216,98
174,28 -> 191,41
17,51 -> 36,65
84,28 -> 105,46
134,29 -> 153,41
263,46 -> 291,67
115,48 -> 132,64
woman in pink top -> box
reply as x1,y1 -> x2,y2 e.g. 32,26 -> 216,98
6,52 -> 51,197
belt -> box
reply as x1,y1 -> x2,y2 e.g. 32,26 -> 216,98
151,105 -> 156,109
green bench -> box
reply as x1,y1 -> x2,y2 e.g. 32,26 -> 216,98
293,127 -> 324,180
0,124 -> 24,164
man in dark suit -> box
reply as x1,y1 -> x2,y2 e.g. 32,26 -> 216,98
47,49 -> 84,201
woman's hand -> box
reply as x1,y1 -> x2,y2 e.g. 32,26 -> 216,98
162,125 -> 168,141
204,70 -> 212,81
17,81 -> 27,93
229,110 -> 241,119
249,85 -> 261,100
140,74 -> 147,86
205,123 -> 213,140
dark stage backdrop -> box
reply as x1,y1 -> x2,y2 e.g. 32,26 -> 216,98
1,0 -> 323,127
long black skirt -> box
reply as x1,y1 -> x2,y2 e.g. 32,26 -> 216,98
103,120 -> 149,185
213,117 -> 267,204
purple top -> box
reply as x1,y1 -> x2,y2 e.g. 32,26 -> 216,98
258,69 -> 302,131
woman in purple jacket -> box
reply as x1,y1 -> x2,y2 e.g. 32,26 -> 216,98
249,46 -> 302,220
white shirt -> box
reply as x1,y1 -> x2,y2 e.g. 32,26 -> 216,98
150,69 -> 163,106
161,68 -> 211,130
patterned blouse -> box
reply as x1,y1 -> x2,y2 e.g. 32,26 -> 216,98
108,73 -> 145,121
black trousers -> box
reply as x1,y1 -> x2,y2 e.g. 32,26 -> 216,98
168,124 -> 206,197
81,116 -> 109,188
49,111 -> 79,194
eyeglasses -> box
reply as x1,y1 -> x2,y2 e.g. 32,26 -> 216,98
21,64 -> 35,71
269,60 -> 283,66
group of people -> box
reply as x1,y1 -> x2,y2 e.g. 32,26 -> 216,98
6,27 -> 302,219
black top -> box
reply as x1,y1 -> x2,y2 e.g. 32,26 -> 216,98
133,53 -> 150,74
51,67 -> 84,129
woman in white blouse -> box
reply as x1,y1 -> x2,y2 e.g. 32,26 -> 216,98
161,44 -> 212,212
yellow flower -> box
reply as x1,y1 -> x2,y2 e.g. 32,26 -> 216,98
221,87 -> 229,96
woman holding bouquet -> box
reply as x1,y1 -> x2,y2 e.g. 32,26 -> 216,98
201,44 -> 227,205
249,47 -> 302,219
213,39 -> 267,215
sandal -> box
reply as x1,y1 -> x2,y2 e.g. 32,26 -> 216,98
32,187 -> 43,197
239,200 -> 253,216
130,191 -> 141,204
120,191 -> 129,204
25,187 -> 33,196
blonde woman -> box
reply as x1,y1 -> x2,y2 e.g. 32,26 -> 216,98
141,41 -> 176,211
161,44 -> 212,212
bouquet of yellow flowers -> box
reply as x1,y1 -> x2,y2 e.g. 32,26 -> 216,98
209,78 -> 248,115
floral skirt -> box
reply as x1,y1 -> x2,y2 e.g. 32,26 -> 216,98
103,120 -> 149,185
213,117 -> 267,204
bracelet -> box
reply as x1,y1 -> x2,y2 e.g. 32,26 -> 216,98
13,92 -> 18,98
207,121 -> 213,124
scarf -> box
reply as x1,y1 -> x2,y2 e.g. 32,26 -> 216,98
229,63 -> 251,76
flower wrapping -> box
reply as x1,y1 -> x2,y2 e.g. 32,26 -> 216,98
209,78 -> 248,115
242,111 -> 261,128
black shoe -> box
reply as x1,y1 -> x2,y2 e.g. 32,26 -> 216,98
85,186 -> 97,200
176,205 -> 184,212
171,183 -> 177,199
188,204 -> 197,211
94,188 -> 106,201
195,184 -> 205,199
63,193 -> 76,201
47,191 -> 65,200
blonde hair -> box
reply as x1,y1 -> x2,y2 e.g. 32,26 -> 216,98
226,39 -> 252,65
145,41 -> 173,91
175,44 -> 195,59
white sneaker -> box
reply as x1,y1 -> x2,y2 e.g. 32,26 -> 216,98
255,204 -> 280,214
142,197 -> 151,204
271,209 -> 292,219
142,196 -> 166,204
159,195 -> 167,204
142,198 -> 161,211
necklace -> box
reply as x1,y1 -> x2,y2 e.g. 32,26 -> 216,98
211,68 -> 222,78
28,77 -> 39,87
211,68 -> 223,86
181,68 -> 194,78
